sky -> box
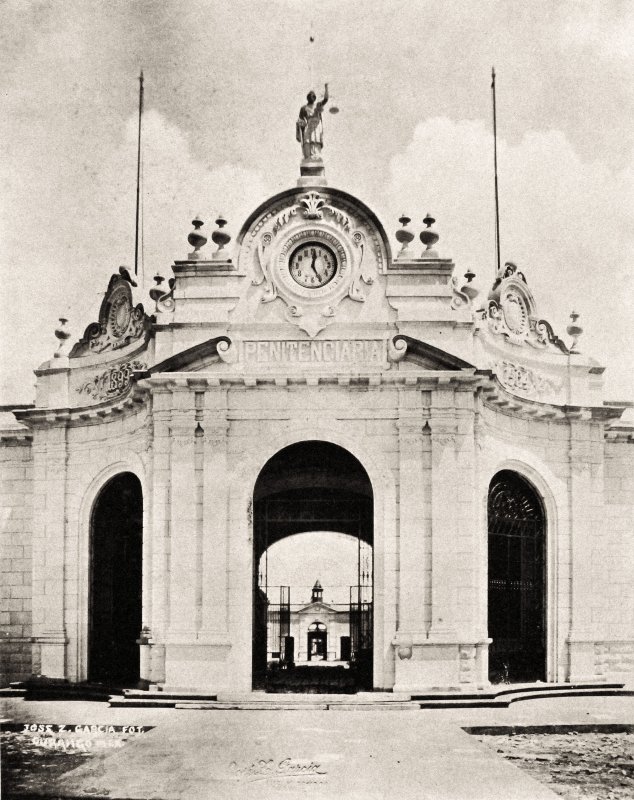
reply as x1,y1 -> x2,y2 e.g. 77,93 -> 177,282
265,531 -> 359,607
1,0 -> 632,404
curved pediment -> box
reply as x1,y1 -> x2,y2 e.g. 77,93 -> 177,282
146,333 -> 476,376
393,335 -> 476,371
148,336 -> 231,374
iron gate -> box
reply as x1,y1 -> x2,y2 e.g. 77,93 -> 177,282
488,470 -> 545,683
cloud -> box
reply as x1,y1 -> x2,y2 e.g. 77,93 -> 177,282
384,117 -> 634,399
0,109 -> 271,403
559,1 -> 634,61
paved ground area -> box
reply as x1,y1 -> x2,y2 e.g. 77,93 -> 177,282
2,695 -> 633,799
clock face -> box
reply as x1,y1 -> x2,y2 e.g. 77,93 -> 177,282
289,243 -> 337,289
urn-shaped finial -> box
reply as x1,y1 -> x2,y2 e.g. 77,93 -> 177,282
567,311 -> 583,352
187,217 -> 207,259
149,273 -> 165,307
420,213 -> 439,257
211,214 -> 232,260
395,214 -> 415,259
462,270 -> 479,302
54,317 -> 71,358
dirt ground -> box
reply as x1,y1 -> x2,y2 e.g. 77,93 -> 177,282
1,724 -> 151,797
479,732 -> 634,800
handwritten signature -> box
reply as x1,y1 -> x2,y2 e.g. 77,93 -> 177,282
229,757 -> 327,781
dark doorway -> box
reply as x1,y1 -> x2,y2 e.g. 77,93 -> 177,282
88,472 -> 143,685
488,470 -> 546,683
307,622 -> 327,661
252,441 -> 373,692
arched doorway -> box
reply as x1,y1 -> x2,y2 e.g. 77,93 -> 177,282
88,472 -> 143,685
252,441 -> 373,692
307,622 -> 327,661
488,470 -> 546,683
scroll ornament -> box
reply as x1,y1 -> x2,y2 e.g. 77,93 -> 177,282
77,360 -> 146,402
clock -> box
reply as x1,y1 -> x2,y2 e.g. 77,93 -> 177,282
289,242 -> 337,289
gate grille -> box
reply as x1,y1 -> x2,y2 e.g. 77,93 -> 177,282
488,470 -> 545,683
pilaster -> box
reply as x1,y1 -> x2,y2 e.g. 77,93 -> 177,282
200,391 -> 230,638
567,417 -> 603,681
31,424 -> 69,678
166,389 -> 198,641
144,388 -> 172,684
395,389 -> 427,635
428,388 -> 459,641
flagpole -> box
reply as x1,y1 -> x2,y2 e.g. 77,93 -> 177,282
134,70 -> 144,277
491,66 -> 501,279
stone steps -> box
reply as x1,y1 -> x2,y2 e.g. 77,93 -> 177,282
417,686 -> 631,709
108,682 -> 630,709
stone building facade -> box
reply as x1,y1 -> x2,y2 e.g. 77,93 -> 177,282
1,168 -> 633,694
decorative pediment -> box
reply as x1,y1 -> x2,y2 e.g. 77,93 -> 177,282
485,262 -> 569,354
238,187 -> 389,337
70,268 -> 152,357
297,600 -> 341,615
147,334 -> 476,376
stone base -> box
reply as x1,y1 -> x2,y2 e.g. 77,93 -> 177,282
164,642 -> 236,692
298,157 -> 327,187
567,637 -> 598,683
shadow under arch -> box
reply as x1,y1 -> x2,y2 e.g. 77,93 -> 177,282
88,471 -> 143,685
487,469 -> 546,684
252,441 -> 374,692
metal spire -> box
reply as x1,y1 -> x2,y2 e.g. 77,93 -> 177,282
491,66 -> 501,280
134,70 -> 144,278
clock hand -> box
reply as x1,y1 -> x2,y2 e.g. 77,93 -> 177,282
310,250 -> 320,278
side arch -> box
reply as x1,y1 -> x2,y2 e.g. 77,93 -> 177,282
76,461 -> 146,683
487,467 -> 548,683
87,471 -> 143,683
478,452 -> 563,683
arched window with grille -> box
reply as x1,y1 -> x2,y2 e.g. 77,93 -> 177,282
488,470 -> 546,683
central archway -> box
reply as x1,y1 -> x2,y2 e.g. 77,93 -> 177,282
252,441 -> 373,693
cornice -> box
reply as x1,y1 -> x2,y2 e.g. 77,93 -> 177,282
12,386 -> 149,429
138,370 -> 486,391
480,378 -> 626,423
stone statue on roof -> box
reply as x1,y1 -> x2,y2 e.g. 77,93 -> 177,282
296,83 -> 329,160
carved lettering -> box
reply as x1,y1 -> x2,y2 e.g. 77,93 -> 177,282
239,339 -> 388,365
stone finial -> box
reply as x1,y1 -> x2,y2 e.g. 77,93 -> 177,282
54,317 -> 71,358
420,213 -> 439,258
149,273 -> 165,310
567,311 -> 583,352
211,214 -> 232,260
187,217 -> 207,260
149,273 -> 175,314
395,214 -> 415,259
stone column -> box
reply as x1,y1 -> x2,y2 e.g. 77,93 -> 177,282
567,416 -> 601,681
31,424 -> 68,678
